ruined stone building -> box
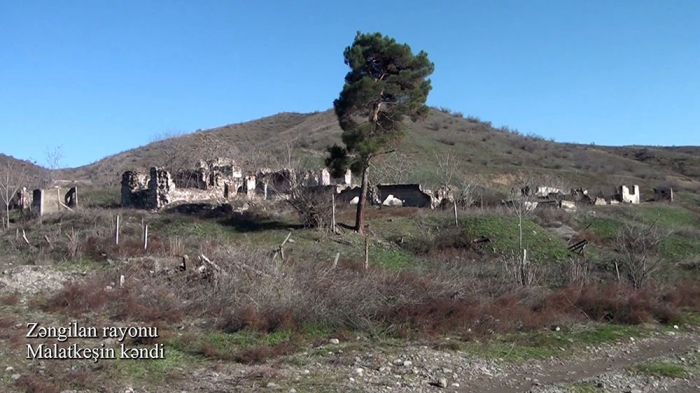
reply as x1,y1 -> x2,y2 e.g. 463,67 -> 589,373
121,161 -> 355,210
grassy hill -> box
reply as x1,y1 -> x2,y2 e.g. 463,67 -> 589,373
0,153 -> 49,189
58,108 -> 700,198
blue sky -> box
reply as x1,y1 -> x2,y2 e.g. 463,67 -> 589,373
1,1 -> 698,168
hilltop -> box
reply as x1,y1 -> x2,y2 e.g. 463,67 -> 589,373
58,108 -> 700,198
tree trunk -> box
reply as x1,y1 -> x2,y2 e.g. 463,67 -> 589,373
355,165 -> 370,233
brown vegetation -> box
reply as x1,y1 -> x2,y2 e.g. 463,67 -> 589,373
37,242 -> 700,363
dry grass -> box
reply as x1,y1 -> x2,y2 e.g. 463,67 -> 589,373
38,243 -> 700,355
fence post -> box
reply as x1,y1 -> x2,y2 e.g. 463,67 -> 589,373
115,215 -> 120,245
332,252 -> 340,269
143,224 -> 148,251
331,192 -> 337,234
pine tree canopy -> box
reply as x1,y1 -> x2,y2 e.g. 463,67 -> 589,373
326,31 -> 434,177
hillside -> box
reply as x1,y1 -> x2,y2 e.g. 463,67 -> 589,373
0,153 -> 49,188
59,108 -> 700,197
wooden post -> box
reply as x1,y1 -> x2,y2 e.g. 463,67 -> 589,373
332,252 -> 340,269
278,231 -> 292,262
331,192 -> 337,234
143,224 -> 148,251
364,235 -> 369,270
521,248 -> 528,286
453,199 -> 458,226
670,187 -> 674,202
115,215 -> 120,245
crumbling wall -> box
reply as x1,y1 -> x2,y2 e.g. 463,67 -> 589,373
239,176 -> 256,199
173,169 -> 207,189
8,187 -> 31,210
318,168 -> 352,186
121,163 -> 349,208
377,184 -> 433,208
147,167 -> 175,209
619,185 -> 640,204
653,187 -> 673,202
121,171 -> 149,208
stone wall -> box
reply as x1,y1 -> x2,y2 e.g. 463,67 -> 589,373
122,166 -> 246,210
121,171 -> 149,208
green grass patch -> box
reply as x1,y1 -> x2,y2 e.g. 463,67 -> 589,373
461,215 -> 570,263
579,215 -> 621,241
370,246 -> 418,271
632,361 -> 688,378
149,214 -> 231,238
602,203 -> 700,230
683,312 -> 700,326
661,234 -> 700,259
81,188 -> 121,208
109,346 -> 200,384
167,329 -> 295,359
55,257 -> 102,272
464,323 -> 644,362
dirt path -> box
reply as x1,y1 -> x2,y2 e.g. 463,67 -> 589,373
460,333 -> 700,393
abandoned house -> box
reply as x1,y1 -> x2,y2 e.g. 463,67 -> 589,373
120,162 -> 355,210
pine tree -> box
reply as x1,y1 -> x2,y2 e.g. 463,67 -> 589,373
327,31 -> 434,233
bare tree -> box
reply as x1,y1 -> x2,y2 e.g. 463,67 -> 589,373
44,145 -> 63,185
434,150 -> 459,225
504,173 -> 541,286
370,151 -> 416,185
286,184 -> 335,231
614,221 -> 664,289
433,150 -> 478,225
0,160 -> 28,229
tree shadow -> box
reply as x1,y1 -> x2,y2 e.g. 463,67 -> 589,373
164,203 -> 304,233
337,222 -> 355,230
219,212 -> 304,232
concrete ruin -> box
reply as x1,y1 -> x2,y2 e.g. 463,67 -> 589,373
335,183 -> 439,208
619,185 -> 640,204
31,187 -> 78,216
377,184 -> 434,208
